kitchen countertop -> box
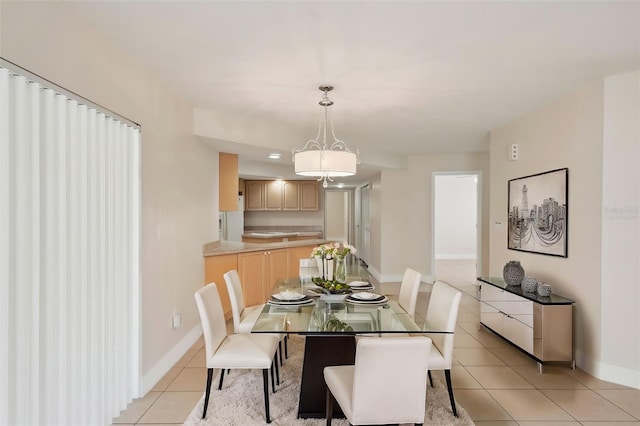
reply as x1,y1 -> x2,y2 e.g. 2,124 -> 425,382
203,239 -> 329,257
241,231 -> 323,239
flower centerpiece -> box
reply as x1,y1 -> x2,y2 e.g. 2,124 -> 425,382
311,242 -> 338,280
310,242 -> 356,284
333,242 -> 356,283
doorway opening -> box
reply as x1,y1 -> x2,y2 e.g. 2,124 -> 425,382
432,173 -> 481,288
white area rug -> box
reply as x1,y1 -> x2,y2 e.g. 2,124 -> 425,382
184,335 -> 474,425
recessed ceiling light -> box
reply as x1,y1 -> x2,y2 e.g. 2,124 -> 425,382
268,153 -> 281,159
337,183 -> 344,188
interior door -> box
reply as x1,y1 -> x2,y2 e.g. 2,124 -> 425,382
324,190 -> 349,241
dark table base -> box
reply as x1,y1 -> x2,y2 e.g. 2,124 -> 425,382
297,334 -> 356,419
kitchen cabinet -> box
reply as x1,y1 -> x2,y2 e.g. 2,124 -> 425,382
204,242 -> 324,315
264,181 -> 284,211
244,180 -> 319,211
286,244 -> 317,278
237,249 -> 289,306
300,181 -> 319,211
479,277 -> 574,370
204,253 -> 238,320
283,181 -> 301,210
219,153 -> 239,211
245,181 -> 265,211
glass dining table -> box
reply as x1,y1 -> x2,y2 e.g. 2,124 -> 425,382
251,262 -> 451,419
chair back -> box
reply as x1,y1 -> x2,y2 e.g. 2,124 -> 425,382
299,258 -> 313,267
398,268 -> 422,319
424,281 -> 462,367
194,283 -> 228,366
223,269 -> 246,332
351,336 -> 431,425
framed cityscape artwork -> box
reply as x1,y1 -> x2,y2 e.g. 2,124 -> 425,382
508,168 -> 568,257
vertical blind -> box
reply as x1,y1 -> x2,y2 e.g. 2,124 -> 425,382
0,66 -> 140,425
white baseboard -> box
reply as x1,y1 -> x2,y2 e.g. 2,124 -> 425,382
141,324 -> 203,395
576,349 -> 640,390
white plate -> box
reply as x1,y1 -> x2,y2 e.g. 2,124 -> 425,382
348,281 -> 371,288
272,291 -> 305,301
346,296 -> 389,305
351,292 -> 380,300
267,298 -> 315,307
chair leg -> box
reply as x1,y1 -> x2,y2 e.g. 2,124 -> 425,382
284,334 -> 288,358
217,368 -> 226,390
325,387 -> 334,426
202,368 -> 214,419
428,370 -> 433,387
270,362 -> 276,393
279,340 -> 283,366
444,369 -> 458,417
274,354 -> 280,386
262,369 -> 271,423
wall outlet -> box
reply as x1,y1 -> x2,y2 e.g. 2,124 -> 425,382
510,144 -> 519,160
172,313 -> 182,328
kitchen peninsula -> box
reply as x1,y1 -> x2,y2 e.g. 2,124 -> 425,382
203,239 -> 328,319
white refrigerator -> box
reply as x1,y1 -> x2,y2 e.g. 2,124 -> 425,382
220,195 -> 244,242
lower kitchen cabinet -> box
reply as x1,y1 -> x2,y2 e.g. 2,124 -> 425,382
286,244 -> 317,278
237,249 -> 289,306
204,253 -> 238,320
204,243 -> 323,314
479,277 -> 574,369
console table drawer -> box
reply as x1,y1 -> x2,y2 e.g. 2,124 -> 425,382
482,283 -> 526,302
505,315 -> 534,354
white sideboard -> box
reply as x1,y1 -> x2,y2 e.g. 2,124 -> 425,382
479,277 -> 575,371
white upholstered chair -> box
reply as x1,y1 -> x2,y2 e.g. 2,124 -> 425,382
398,267 -> 422,319
224,269 -> 264,334
224,269 -> 287,369
323,336 -> 432,426
194,283 -> 279,423
299,258 -> 314,282
424,281 -> 462,417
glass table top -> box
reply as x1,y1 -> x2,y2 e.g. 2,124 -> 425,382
252,264 -> 451,335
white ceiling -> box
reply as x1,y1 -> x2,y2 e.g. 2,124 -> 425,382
60,1 -> 639,186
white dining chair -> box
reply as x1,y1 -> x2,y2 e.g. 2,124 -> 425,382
424,281 -> 462,417
398,267 -> 422,319
324,336 -> 432,426
194,283 -> 280,423
299,258 -> 315,283
224,269 -> 287,370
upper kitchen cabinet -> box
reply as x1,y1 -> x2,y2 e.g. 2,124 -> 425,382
282,181 -> 301,210
219,153 -> 239,211
264,181 -> 284,211
300,181 -> 319,211
245,180 -> 319,211
245,180 -> 265,211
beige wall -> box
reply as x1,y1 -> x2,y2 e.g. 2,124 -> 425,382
490,76 -> 640,387
366,152 -> 490,282
1,2 -> 218,392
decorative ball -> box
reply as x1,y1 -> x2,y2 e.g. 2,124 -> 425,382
503,261 -> 525,286
522,276 -> 538,293
537,282 -> 552,297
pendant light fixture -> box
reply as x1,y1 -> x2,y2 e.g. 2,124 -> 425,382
292,85 -> 359,188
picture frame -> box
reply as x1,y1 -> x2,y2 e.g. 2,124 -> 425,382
508,168 -> 568,257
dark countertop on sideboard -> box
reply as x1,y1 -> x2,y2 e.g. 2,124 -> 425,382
478,277 -> 575,305
203,239 -> 329,257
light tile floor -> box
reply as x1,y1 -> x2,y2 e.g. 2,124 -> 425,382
112,259 -> 640,425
